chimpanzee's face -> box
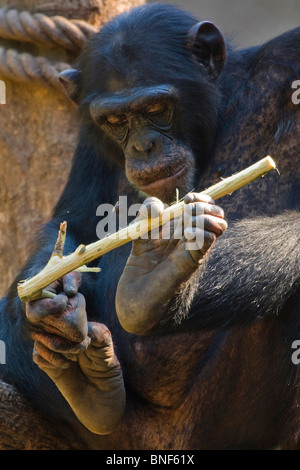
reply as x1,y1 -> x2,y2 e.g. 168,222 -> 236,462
58,15 -> 226,203
89,84 -> 196,203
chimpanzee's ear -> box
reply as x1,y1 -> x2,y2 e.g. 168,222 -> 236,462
58,68 -> 82,104
187,21 -> 226,79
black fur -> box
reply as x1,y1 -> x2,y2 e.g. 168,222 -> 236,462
0,3 -> 299,448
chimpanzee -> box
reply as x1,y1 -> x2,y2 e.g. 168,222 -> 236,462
0,3 -> 299,450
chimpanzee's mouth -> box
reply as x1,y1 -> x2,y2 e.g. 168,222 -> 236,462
138,165 -> 188,197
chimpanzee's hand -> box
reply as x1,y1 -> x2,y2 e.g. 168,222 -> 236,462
116,193 -> 227,334
25,273 -> 125,435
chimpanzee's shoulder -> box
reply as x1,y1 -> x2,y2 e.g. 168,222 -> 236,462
249,27 -> 300,77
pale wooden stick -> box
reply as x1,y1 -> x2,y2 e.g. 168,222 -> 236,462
52,221 -> 67,258
17,156 -> 276,302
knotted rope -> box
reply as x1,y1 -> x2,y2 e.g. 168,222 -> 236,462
0,8 -> 98,90
0,9 -> 97,51
0,47 -> 70,90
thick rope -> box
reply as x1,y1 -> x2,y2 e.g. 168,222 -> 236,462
0,47 -> 70,90
0,8 -> 99,90
0,8 -> 97,51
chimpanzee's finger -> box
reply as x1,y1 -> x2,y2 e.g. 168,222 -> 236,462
131,197 -> 165,245
62,271 -> 82,297
136,197 -> 165,221
184,192 -> 215,206
26,293 -> 68,323
88,321 -> 113,348
185,201 -> 225,219
37,293 -> 88,343
31,331 -> 91,355
184,228 -> 218,264
185,214 -> 228,238
33,341 -> 71,369
84,322 -> 121,375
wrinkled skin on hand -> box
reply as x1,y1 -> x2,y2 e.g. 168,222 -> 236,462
115,193 -> 227,335
25,272 -> 125,435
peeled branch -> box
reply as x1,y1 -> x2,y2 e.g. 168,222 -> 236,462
17,156 -> 276,302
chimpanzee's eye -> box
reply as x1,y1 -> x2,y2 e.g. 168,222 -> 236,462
102,114 -> 129,144
147,102 -> 173,128
147,103 -> 167,115
106,115 -> 127,126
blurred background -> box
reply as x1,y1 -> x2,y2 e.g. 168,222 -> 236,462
149,0 -> 300,47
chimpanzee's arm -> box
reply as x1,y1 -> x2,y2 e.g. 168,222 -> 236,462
30,311 -> 125,435
1,220 -> 125,434
24,230 -> 125,433
115,194 -> 227,334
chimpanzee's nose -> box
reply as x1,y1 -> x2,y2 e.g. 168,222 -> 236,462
133,139 -> 154,153
129,129 -> 158,160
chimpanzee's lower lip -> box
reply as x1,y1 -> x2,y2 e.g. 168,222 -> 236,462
138,166 -> 188,195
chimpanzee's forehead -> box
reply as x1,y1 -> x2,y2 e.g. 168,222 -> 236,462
80,4 -> 201,95
86,37 -> 193,94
